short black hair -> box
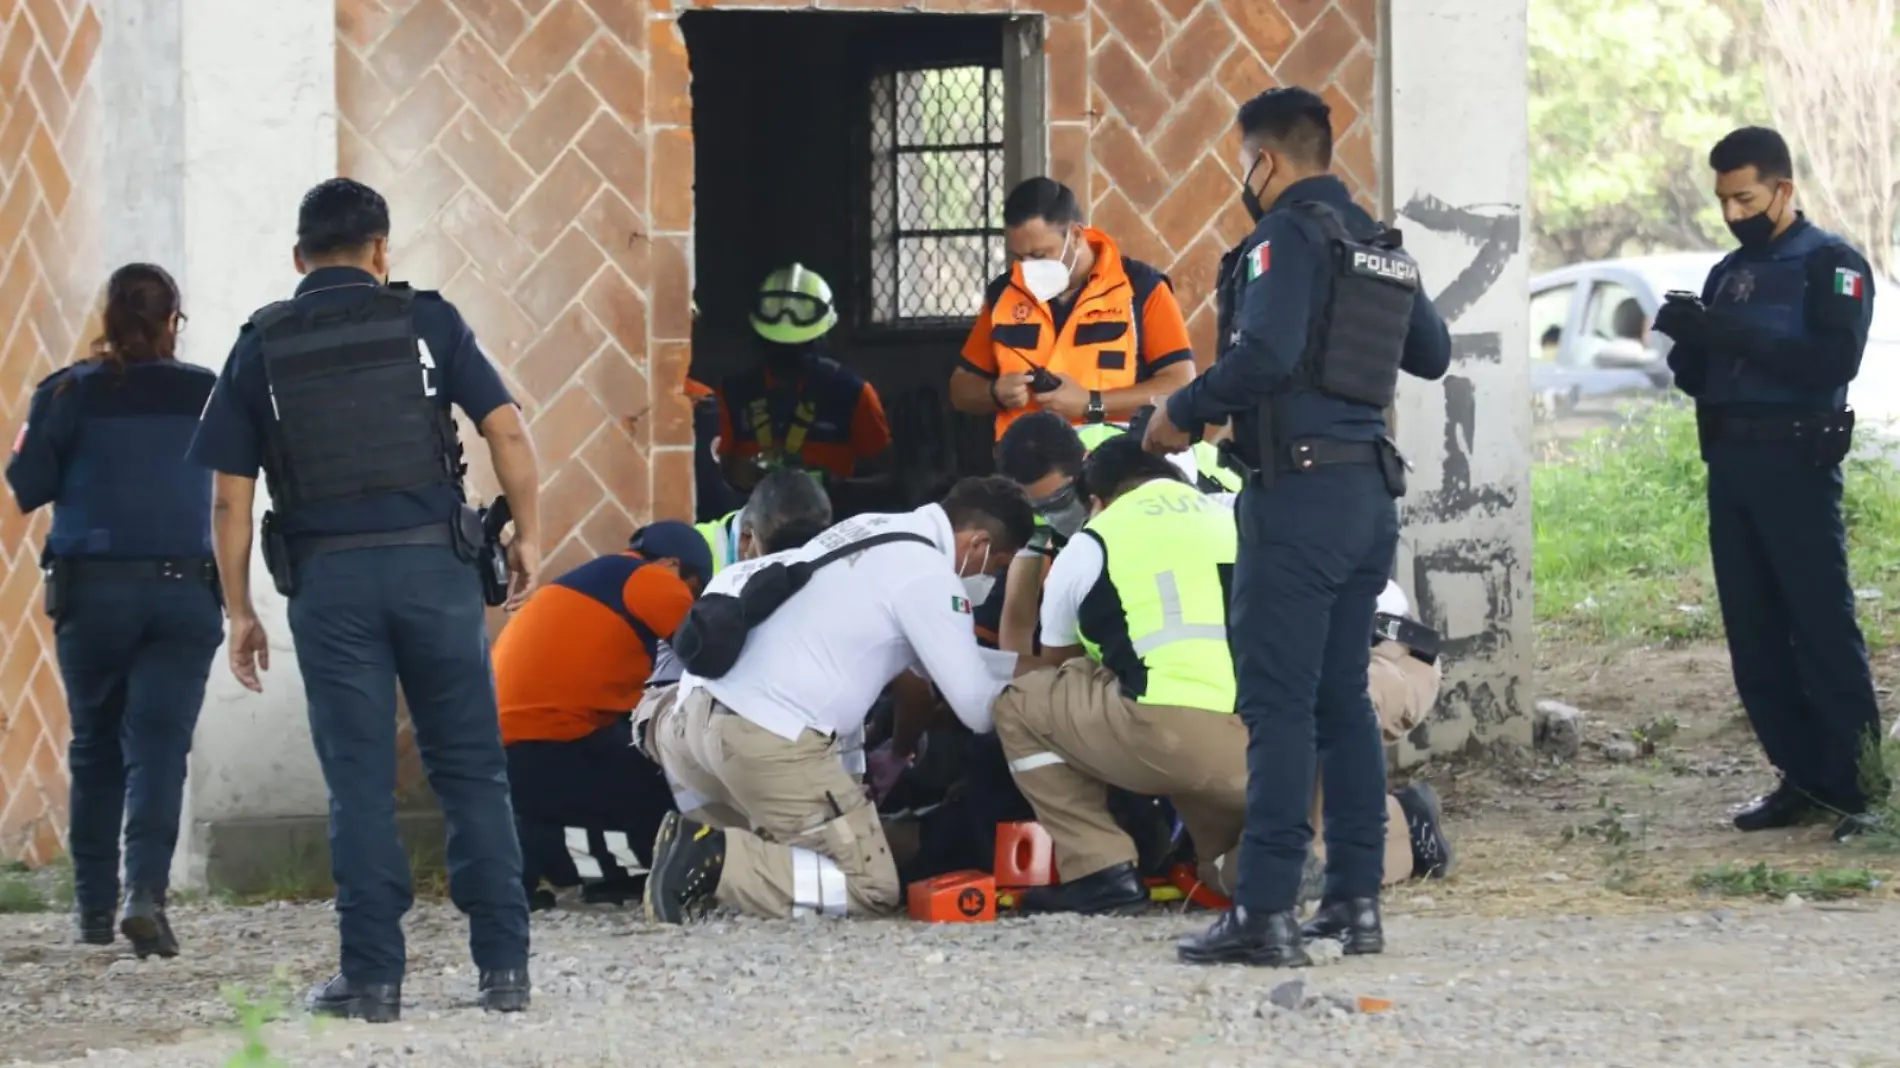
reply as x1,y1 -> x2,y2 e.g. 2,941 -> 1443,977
940,475 -> 1036,554
1080,436 -> 1186,504
297,178 -> 392,259
1709,126 -> 1793,183
996,411 -> 1086,486
1236,87 -> 1333,169
1002,177 -> 1082,229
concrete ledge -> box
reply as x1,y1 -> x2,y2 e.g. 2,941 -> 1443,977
190,809 -> 448,898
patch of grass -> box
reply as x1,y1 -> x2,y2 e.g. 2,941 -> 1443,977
0,857 -> 71,914
221,971 -> 295,1068
1692,862 -> 1878,901
1533,403 -> 1900,647
1558,793 -> 1652,891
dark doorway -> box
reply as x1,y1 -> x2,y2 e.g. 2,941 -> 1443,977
683,10 -> 1045,512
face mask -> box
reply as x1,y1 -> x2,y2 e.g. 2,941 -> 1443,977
1020,230 -> 1076,303
1034,483 -> 1088,539
1239,156 -> 1269,224
1727,187 -> 1786,250
958,541 -> 994,603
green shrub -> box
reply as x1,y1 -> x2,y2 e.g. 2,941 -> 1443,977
1533,402 -> 1900,646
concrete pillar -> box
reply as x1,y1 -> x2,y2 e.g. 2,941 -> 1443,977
107,0 -> 338,889
1386,0 -> 1534,757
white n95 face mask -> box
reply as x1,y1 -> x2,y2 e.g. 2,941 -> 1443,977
963,573 -> 998,605
1019,230 -> 1076,303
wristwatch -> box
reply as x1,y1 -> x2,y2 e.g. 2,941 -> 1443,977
1085,390 -> 1105,423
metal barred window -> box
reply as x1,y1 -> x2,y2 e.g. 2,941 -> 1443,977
866,65 -> 1007,327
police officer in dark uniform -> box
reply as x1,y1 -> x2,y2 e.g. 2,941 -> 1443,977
1143,88 -> 1451,966
188,178 -> 545,1021
5,264 -> 221,958
1653,127 -> 1887,841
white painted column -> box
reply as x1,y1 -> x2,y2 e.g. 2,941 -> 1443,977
1386,0 -> 1534,757
147,0 -> 338,887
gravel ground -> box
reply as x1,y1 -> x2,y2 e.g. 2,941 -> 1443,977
6,899 -> 1900,1067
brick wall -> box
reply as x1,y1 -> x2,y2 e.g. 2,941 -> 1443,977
0,0 -> 103,864
338,0 -> 1379,577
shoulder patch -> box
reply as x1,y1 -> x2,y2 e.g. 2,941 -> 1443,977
1244,242 -> 1270,282
1831,266 -> 1867,300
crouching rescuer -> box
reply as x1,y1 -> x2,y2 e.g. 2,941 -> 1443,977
638,478 -> 1035,922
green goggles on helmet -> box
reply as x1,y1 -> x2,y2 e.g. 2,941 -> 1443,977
754,290 -> 832,329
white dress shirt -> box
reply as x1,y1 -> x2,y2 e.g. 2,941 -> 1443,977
677,505 -> 1006,742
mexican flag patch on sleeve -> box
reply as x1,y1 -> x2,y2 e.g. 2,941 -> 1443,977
951,595 -> 971,614
1834,267 -> 1865,299
1245,242 -> 1270,282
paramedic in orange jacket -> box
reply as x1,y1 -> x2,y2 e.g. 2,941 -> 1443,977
493,521 -> 714,908
949,178 -> 1198,440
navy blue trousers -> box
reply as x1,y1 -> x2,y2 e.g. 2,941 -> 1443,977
287,544 -> 528,984
55,572 -> 222,914
1230,465 -> 1397,911
505,718 -> 676,891
1706,443 -> 1883,810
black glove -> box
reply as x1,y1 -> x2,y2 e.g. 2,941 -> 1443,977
1652,295 -> 1707,347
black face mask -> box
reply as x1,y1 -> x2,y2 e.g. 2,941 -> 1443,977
1239,157 -> 1268,224
1727,188 -> 1787,250
764,343 -> 810,377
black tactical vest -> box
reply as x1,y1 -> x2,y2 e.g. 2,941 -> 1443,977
1289,201 -> 1419,409
253,285 -> 462,510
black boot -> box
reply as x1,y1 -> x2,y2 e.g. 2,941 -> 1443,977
1733,780 -> 1823,831
1396,782 -> 1455,879
119,890 -> 178,959
644,813 -> 726,925
306,973 -> 402,1024
1301,896 -> 1384,955
75,910 -> 115,946
479,967 -> 531,1013
1018,861 -> 1149,916
1176,907 -> 1310,967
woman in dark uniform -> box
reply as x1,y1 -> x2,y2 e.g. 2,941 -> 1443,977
4,263 -> 222,957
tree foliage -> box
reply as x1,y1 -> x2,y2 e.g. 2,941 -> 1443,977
1528,0 -> 1765,268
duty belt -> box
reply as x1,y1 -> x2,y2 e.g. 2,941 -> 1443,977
1275,438 -> 1381,474
288,522 -> 454,567
62,557 -> 217,584
1697,408 -> 1848,444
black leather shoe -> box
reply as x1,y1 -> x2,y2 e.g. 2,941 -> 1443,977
76,911 -> 115,946
1301,896 -> 1384,955
119,890 -> 178,959
644,813 -> 726,925
1396,782 -> 1455,879
1733,781 -> 1824,831
1018,861 -> 1149,916
479,967 -> 531,1013
1177,907 -> 1310,967
306,973 -> 402,1024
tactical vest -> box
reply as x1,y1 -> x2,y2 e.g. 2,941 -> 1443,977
1701,225 -> 1850,410
1287,201 -> 1419,409
50,361 -> 216,558
696,510 -> 741,575
1073,423 -> 1241,494
1075,477 -> 1238,714
251,286 -> 462,510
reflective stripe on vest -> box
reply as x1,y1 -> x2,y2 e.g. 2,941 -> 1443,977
986,230 -> 1146,440
748,396 -> 817,458
1077,478 -> 1237,714
253,288 -> 459,509
696,510 -> 740,575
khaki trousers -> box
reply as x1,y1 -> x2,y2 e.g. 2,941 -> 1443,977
994,659 -> 1414,895
1370,640 -> 1440,743
648,687 -> 898,919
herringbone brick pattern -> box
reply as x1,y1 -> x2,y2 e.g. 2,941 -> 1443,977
338,0 -> 695,587
0,0 -> 103,864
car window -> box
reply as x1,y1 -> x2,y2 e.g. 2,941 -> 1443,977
1577,282 -> 1648,364
1529,283 -> 1576,366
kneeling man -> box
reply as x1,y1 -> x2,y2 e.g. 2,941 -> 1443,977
642,478 -> 1035,923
